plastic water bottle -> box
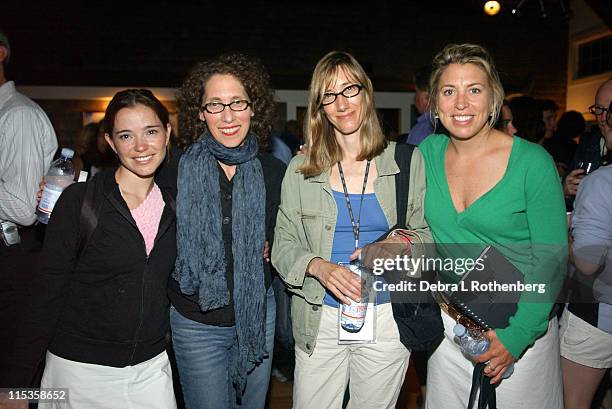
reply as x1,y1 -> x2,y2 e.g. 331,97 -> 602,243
453,323 -> 515,379
37,148 -> 75,224
340,261 -> 369,333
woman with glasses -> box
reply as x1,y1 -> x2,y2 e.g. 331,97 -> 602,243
168,53 -> 284,409
419,44 -> 567,408
272,51 -> 431,409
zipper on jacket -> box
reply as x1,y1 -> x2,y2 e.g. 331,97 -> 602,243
126,200 -> 172,363
129,256 -> 149,363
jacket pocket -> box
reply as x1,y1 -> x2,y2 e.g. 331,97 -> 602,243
301,211 -> 324,251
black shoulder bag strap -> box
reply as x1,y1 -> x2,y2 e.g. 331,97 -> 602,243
394,143 -> 415,229
386,143 -> 444,352
372,143 -> 414,242
469,362 -> 497,409
76,175 -> 174,260
77,176 -> 104,259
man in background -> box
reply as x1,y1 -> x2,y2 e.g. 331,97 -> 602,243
0,29 -> 58,379
405,66 -> 434,146
539,98 -> 559,143
563,78 -> 612,202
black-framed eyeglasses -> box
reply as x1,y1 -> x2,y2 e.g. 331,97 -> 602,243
320,84 -> 363,106
588,104 -> 610,116
200,100 -> 252,114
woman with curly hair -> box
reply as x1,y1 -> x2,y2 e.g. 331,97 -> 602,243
168,53 -> 285,409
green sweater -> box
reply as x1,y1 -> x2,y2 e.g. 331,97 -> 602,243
419,134 -> 568,358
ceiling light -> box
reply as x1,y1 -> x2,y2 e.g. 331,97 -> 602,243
484,1 -> 501,16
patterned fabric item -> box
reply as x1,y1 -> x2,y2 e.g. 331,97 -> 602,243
173,132 -> 266,407
0,81 -> 57,225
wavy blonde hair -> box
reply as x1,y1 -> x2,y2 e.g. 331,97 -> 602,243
429,43 -> 505,129
299,51 -> 386,177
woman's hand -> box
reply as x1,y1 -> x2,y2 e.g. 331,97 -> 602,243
475,330 -> 515,384
349,236 -> 409,271
263,240 -> 270,262
0,393 -> 27,409
307,258 -> 361,304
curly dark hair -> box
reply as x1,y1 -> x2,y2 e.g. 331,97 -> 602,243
176,52 -> 275,150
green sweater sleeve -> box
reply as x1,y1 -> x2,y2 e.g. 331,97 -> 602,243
496,147 -> 568,358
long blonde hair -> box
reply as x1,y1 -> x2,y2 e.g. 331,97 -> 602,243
299,51 -> 386,177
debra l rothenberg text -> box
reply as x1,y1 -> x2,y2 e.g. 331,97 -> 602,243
372,280 -> 548,295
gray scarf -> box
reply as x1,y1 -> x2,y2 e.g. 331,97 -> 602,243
173,132 -> 267,406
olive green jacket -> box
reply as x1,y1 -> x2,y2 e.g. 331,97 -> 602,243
272,142 -> 432,355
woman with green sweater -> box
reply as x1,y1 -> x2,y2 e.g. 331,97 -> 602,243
419,44 -> 567,408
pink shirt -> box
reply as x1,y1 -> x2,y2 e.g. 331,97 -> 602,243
130,183 -> 165,255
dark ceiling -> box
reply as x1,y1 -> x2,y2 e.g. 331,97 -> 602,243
1,0 -> 607,97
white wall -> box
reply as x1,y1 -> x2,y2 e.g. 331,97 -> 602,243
375,92 -> 416,135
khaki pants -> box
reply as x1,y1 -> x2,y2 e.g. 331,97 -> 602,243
560,309 -> 612,368
293,303 -> 409,409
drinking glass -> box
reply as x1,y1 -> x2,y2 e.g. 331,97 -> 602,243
578,161 -> 595,175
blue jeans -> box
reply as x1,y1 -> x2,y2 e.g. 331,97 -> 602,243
170,287 -> 276,409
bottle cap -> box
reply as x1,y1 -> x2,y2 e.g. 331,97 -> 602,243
453,323 -> 467,337
60,148 -> 75,159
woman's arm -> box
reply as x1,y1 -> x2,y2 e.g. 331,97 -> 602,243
2,183 -> 84,387
271,159 -> 320,289
477,147 -> 567,383
271,158 -> 360,304
357,148 -> 433,273
495,148 -> 568,358
406,149 -> 434,252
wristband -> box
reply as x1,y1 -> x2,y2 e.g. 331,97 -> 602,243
389,229 -> 412,254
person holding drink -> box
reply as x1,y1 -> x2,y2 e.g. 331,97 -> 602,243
561,78 -> 612,409
563,78 -> 612,199
417,44 -> 567,408
272,51 -> 431,409
1,89 -> 178,408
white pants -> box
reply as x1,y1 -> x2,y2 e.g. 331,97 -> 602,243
426,311 -> 563,409
39,351 -> 177,409
293,303 -> 410,409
